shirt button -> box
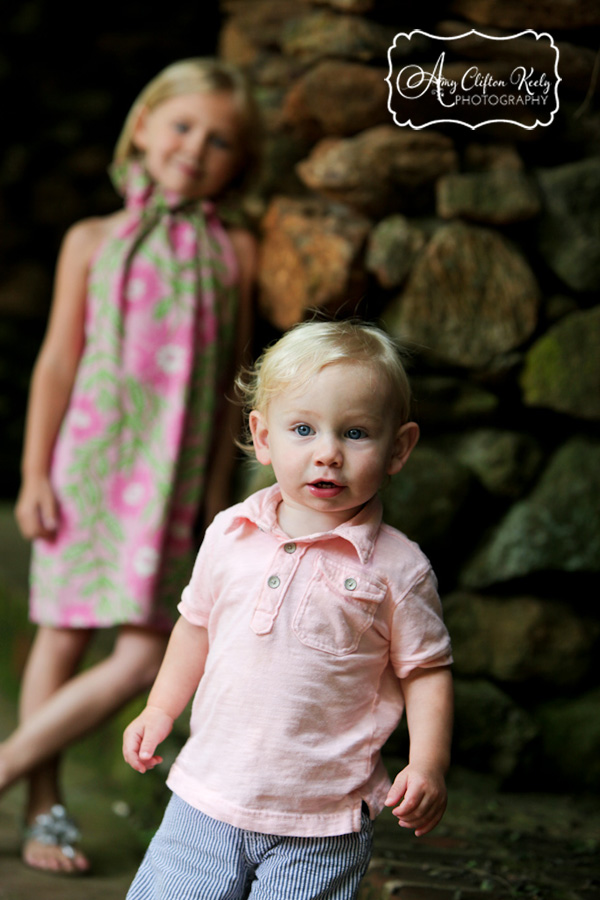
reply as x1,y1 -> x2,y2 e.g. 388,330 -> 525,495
268,575 -> 281,589
344,577 -> 357,591
283,542 -> 296,554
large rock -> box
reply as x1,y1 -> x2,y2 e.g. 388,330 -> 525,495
536,688 -> 600,790
386,222 -> 540,368
297,126 -> 458,218
311,0 -> 375,11
446,429 -> 543,497
366,215 -> 427,290
448,0 -> 600,29
258,196 -> 370,329
252,80 -> 295,134
438,20 -> 598,95
380,444 -> 472,548
444,591 -> 599,686
461,437 -> 600,588
535,157 -> 600,292
464,142 -> 524,172
282,61 -> 389,137
255,130 -> 315,203
280,10 -> 395,63
219,1 -> 302,64
409,376 -> 500,426
520,306 -> 600,421
436,169 -> 541,225
453,679 -> 538,780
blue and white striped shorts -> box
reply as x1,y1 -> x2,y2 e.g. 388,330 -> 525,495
127,792 -> 374,900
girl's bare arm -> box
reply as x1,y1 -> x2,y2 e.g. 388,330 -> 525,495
15,216 -> 115,539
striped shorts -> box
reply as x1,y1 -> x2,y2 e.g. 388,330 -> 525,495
127,792 -> 374,900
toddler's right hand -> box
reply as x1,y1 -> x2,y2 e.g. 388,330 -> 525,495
15,475 -> 59,540
123,705 -> 174,774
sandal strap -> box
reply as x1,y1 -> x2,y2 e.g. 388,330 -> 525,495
24,804 -> 81,855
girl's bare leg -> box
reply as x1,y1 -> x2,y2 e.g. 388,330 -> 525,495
19,626 -> 92,872
2,624 -> 168,872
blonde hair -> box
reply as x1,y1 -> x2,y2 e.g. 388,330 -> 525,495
113,57 -> 261,193
236,320 -> 413,453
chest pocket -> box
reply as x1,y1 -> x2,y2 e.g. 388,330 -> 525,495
293,555 -> 387,657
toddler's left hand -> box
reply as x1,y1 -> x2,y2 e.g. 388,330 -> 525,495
384,762 -> 447,837
123,705 -> 174,774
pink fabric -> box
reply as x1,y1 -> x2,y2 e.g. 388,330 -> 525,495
29,162 -> 239,630
167,485 -> 452,838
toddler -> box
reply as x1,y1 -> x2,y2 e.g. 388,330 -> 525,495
123,319 -> 453,900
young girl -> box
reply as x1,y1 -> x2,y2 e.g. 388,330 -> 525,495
7,57 -> 260,873
123,320 -> 453,900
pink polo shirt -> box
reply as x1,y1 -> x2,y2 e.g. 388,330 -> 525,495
167,484 -> 452,838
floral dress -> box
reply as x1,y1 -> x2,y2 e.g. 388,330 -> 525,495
30,163 -> 239,630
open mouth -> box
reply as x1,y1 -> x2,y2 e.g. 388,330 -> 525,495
308,480 -> 345,497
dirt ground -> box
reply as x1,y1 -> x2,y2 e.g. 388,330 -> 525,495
361,764 -> 600,900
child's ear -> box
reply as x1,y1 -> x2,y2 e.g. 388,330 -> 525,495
249,410 -> 272,466
387,422 -> 419,476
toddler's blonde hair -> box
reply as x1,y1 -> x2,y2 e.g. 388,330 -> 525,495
113,57 -> 261,193
237,320 -> 413,453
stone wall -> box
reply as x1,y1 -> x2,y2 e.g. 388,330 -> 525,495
219,0 -> 600,789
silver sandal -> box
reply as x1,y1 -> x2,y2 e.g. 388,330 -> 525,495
24,804 -> 82,862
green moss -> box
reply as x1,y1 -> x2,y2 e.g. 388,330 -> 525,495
521,333 -> 564,403
521,308 -> 600,419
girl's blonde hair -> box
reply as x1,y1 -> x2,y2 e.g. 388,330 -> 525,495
113,57 -> 261,193
236,320 -> 413,453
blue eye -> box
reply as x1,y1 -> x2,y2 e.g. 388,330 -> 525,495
294,424 -> 313,437
173,121 -> 190,134
209,134 -> 231,150
346,428 -> 366,440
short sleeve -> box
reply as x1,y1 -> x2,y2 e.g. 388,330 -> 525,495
177,519 -> 220,628
389,569 -> 453,680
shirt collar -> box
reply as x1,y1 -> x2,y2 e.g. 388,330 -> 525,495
226,484 -> 383,565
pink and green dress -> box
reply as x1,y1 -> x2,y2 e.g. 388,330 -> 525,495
30,163 -> 239,631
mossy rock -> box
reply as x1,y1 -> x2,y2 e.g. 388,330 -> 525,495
521,306 -> 600,420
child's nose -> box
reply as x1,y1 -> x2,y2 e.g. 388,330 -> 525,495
185,130 -> 208,160
315,435 -> 343,467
